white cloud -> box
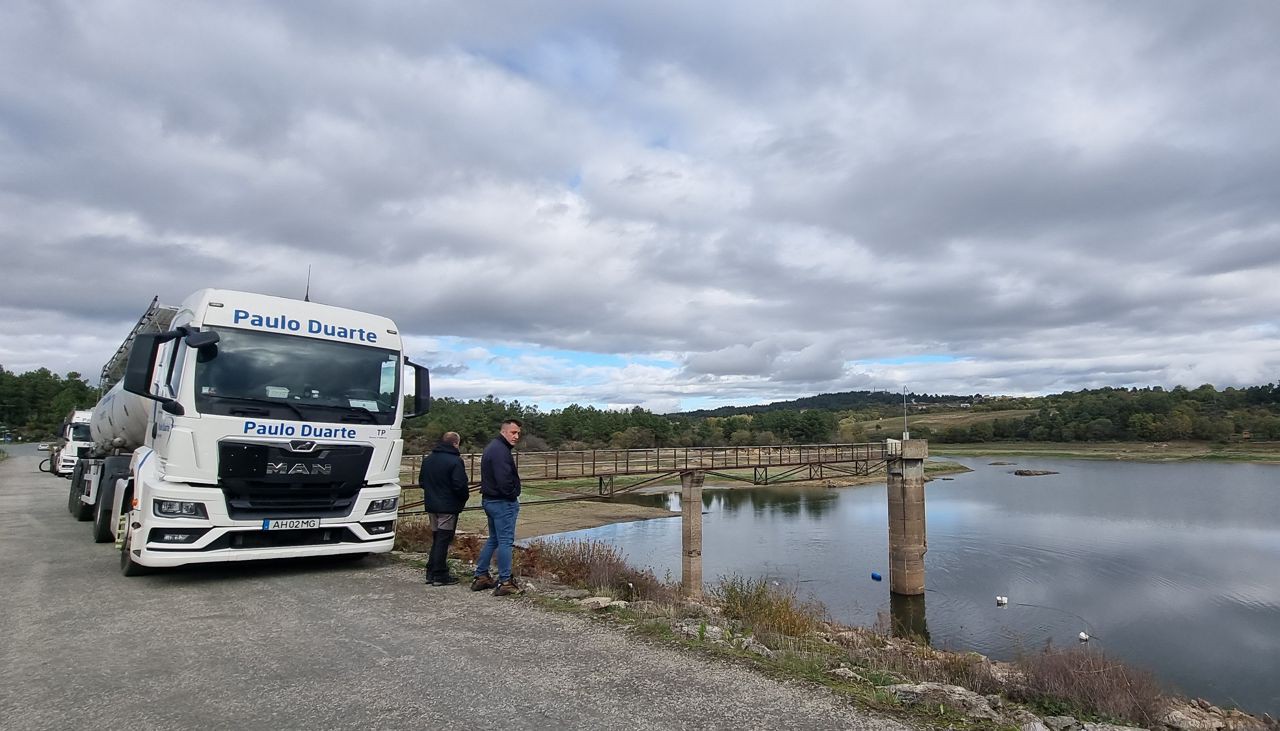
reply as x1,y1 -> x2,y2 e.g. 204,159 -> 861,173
3,1 -> 1280,410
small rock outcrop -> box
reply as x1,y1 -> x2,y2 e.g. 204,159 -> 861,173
884,682 -> 1001,721
577,596 -> 615,611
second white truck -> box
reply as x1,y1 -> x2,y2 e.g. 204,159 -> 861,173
50,409 -> 93,477
67,289 -> 429,575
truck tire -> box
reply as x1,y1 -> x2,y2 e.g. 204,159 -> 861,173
70,464 -> 92,521
66,462 -> 84,515
119,524 -> 150,577
93,459 -> 131,543
91,477 -> 116,543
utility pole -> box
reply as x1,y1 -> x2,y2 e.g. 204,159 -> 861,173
902,386 -> 909,440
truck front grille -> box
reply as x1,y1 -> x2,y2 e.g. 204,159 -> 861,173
217,441 -> 373,520
221,480 -> 360,519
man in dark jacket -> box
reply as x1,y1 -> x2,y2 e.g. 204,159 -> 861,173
471,419 -> 522,596
420,432 -> 470,585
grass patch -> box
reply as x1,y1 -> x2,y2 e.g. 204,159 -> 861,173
1013,645 -> 1166,727
520,539 -> 681,602
710,575 -> 827,638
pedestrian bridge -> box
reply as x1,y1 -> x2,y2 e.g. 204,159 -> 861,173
399,438 -> 930,598
400,442 -> 895,511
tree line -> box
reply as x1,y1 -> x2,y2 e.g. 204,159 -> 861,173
408,384 -> 1280,453
5,364 -> 1278,452
914,384 -> 1280,444
0,367 -> 99,440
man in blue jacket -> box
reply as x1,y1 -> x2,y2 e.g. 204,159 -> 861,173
420,432 -> 470,585
471,419 -> 522,596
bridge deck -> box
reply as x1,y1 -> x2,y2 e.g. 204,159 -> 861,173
403,442 -> 891,487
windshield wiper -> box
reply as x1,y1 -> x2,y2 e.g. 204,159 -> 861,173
203,394 -> 306,421
296,403 -> 381,424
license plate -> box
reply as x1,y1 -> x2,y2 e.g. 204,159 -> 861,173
262,518 -> 321,530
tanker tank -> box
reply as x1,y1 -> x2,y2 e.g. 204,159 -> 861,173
89,381 -> 149,456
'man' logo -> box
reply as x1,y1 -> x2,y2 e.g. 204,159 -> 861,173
266,462 -> 333,476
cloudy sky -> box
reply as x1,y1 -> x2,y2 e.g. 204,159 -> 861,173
2,1 -> 1278,412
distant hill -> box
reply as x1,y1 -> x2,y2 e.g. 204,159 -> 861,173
672,390 -> 969,418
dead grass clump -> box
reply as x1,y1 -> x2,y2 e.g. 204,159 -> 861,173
393,516 -> 433,552
450,532 -> 484,563
1013,646 -> 1165,726
521,539 -> 679,602
710,575 -> 827,638
937,652 -> 1001,694
831,626 -> 1001,693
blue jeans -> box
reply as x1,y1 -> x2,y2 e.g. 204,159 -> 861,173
475,498 -> 519,582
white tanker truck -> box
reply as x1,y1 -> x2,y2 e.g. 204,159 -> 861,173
66,290 -> 429,575
49,409 -> 93,477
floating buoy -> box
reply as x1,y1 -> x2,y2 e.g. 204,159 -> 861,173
1078,631 -> 1090,642
871,572 -> 882,582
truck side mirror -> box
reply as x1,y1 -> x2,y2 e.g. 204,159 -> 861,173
185,329 -> 220,362
184,330 -> 219,348
123,333 -> 162,398
404,359 -> 431,419
123,332 -> 186,416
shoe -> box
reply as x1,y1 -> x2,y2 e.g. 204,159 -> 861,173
492,579 -> 522,597
431,575 -> 460,586
470,574 -> 497,592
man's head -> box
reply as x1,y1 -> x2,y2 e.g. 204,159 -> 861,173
500,419 -> 522,446
441,431 -> 460,447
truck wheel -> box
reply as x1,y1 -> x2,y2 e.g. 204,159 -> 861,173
66,463 -> 84,515
70,464 -> 92,521
91,478 -> 115,543
119,526 -> 150,577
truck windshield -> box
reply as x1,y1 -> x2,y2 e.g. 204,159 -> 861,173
193,326 -> 400,426
69,424 -> 91,441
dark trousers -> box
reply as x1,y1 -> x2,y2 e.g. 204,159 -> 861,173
427,528 -> 456,580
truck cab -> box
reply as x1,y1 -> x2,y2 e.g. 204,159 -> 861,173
52,410 -> 93,477
97,289 -> 427,574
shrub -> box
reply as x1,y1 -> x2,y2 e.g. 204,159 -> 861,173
393,516 -> 433,552
1013,646 -> 1166,726
521,539 -> 678,602
710,575 -> 826,638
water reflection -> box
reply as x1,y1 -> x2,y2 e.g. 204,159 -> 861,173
621,484 -> 839,519
890,593 -> 930,644
578,459 -> 1280,716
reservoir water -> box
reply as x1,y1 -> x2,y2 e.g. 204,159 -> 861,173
553,457 -> 1280,716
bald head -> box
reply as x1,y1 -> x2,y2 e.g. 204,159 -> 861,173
442,432 -> 460,447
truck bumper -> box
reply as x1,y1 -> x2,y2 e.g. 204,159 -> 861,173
126,482 -> 400,569
133,533 -> 394,567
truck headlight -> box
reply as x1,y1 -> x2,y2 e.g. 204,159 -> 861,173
367,498 -> 398,514
154,500 -> 208,518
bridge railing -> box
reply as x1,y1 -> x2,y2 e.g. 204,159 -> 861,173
402,442 -> 889,487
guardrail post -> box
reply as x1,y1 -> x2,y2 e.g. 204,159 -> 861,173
886,439 -> 928,595
680,470 -> 705,598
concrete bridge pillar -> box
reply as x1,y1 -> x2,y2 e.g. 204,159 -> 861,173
886,439 -> 928,595
680,470 -> 705,598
